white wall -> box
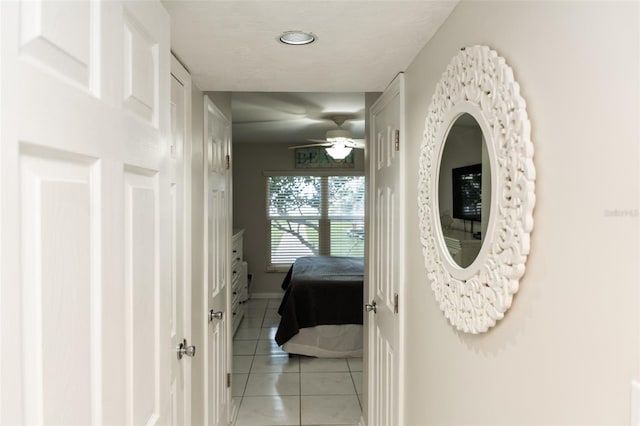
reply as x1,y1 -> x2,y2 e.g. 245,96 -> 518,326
403,1 -> 639,424
205,91 -> 232,121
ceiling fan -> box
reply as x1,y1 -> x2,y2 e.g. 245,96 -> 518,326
288,116 -> 365,160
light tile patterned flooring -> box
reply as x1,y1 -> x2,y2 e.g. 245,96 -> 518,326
232,298 -> 363,426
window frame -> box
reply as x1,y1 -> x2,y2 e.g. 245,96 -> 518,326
264,170 -> 365,272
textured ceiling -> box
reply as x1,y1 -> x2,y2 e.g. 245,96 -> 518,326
232,92 -> 365,144
163,0 -> 459,92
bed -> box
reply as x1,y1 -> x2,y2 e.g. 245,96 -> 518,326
275,255 -> 364,357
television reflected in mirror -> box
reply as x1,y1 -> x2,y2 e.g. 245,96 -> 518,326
451,163 -> 482,222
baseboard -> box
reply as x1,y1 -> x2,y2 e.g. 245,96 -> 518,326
249,292 -> 283,299
230,396 -> 240,426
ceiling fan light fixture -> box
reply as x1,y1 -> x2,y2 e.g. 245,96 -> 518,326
325,145 -> 353,160
326,129 -> 352,140
279,31 -> 316,45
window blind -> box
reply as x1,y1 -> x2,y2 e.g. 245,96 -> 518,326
266,175 -> 365,270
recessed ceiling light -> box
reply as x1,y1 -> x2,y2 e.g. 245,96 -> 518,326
279,31 -> 316,46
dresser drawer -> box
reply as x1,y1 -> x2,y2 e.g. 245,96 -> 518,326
231,229 -> 246,336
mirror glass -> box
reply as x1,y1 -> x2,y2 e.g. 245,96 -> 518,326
438,113 -> 491,268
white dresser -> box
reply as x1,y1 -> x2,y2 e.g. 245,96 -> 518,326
443,229 -> 481,268
231,229 -> 249,335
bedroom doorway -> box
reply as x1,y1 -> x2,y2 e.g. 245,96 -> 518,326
229,92 -> 367,425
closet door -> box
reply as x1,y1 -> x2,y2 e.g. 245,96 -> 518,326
169,55 -> 193,426
367,73 -> 404,426
203,96 -> 232,426
0,1 -> 172,424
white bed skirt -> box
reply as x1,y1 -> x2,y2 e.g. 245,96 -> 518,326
281,324 -> 363,358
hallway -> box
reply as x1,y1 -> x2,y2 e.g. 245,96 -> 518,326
232,299 -> 363,425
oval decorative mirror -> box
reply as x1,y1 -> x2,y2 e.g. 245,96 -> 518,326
438,113 -> 489,269
418,45 -> 535,334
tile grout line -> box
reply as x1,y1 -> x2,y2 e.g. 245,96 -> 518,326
349,366 -> 361,411
234,300 -> 269,425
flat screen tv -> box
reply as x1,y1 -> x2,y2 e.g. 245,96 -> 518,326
452,163 -> 482,222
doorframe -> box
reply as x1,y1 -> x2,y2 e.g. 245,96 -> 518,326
365,73 -> 406,426
170,53 -> 193,426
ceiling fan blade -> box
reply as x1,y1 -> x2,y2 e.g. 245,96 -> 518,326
345,140 -> 366,149
288,143 -> 332,150
307,139 -> 329,143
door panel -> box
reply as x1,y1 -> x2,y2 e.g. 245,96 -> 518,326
204,97 -> 231,426
21,149 -> 96,425
368,74 -> 404,426
123,8 -> 158,124
124,170 -> 160,425
1,1 -> 171,424
19,0 -> 94,90
208,313 -> 225,424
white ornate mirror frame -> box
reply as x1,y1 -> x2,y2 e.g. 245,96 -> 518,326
418,45 -> 535,333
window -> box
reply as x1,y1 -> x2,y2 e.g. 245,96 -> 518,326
266,174 -> 365,270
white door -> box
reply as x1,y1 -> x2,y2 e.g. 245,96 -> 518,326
0,1 -> 173,424
203,96 -> 232,426
169,55 -> 193,425
367,73 -> 405,426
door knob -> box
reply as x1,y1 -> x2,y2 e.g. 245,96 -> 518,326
365,301 -> 377,314
177,339 -> 196,360
209,310 -> 224,322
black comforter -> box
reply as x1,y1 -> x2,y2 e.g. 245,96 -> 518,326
275,256 -> 364,346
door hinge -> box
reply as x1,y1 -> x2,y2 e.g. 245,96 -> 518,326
226,373 -> 231,388
393,293 -> 399,314
225,154 -> 230,170
394,129 -> 400,151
